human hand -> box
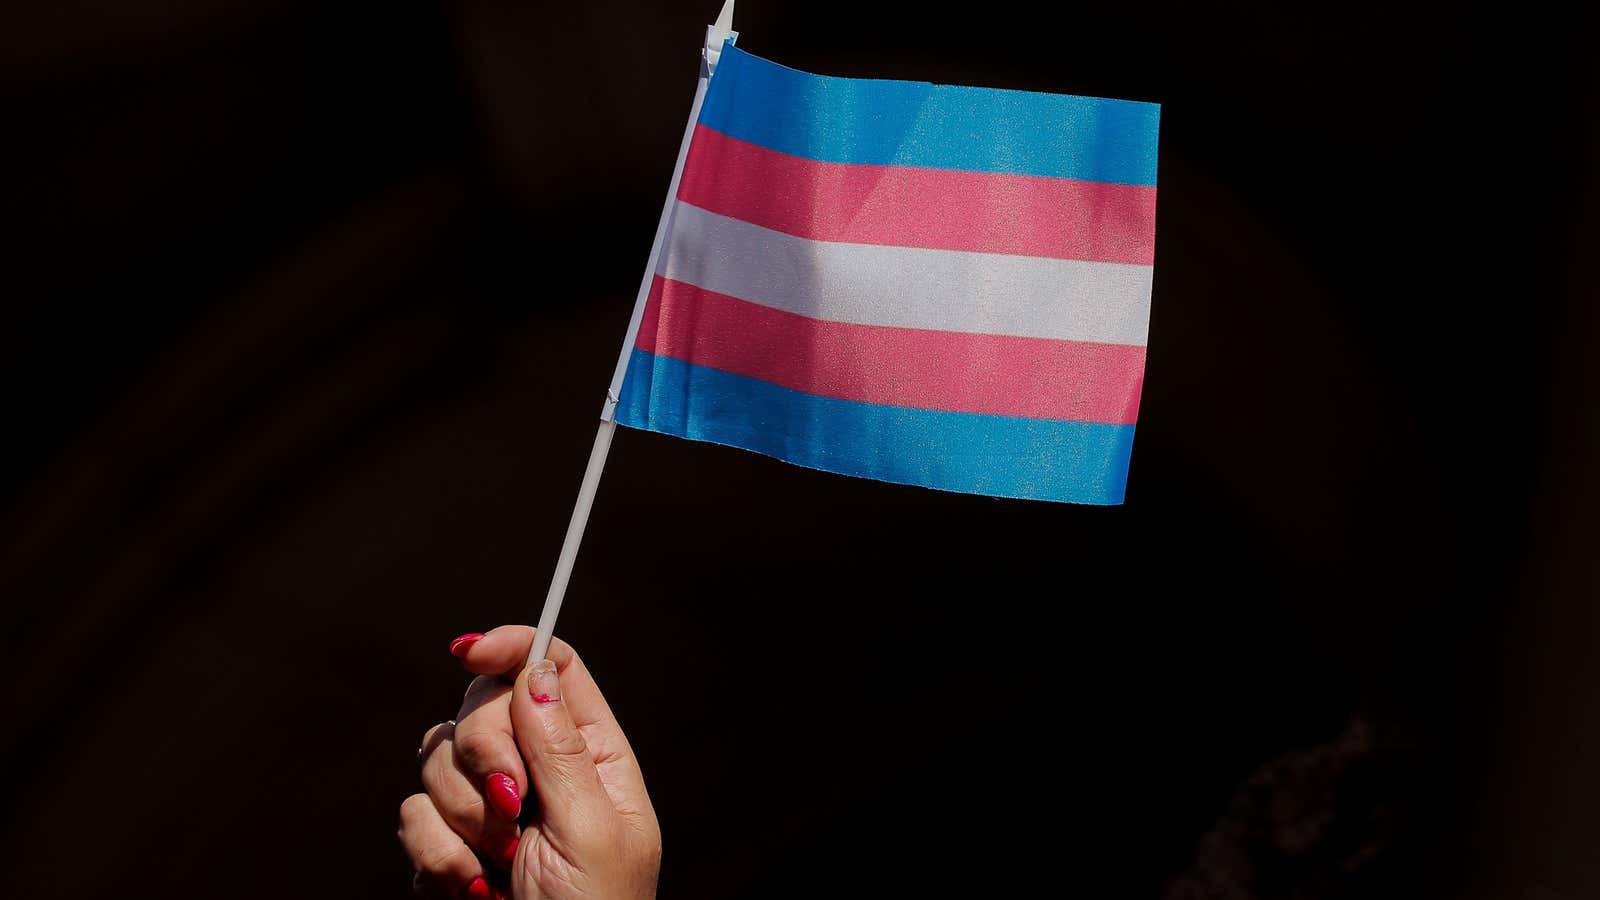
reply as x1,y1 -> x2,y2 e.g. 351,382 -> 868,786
399,627 -> 661,899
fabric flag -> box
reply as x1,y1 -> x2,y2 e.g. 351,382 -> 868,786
615,43 -> 1160,504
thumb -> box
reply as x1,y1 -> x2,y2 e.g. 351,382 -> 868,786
511,659 -> 616,846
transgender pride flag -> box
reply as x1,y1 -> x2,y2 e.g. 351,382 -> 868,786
612,42 -> 1160,505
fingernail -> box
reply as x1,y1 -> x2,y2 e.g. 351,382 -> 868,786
529,659 -> 559,704
462,876 -> 492,899
496,831 -> 520,868
449,633 -> 485,657
485,772 -> 520,819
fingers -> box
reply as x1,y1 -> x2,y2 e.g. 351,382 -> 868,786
452,677 -> 528,822
510,659 -> 618,845
453,625 -> 541,677
419,724 -> 523,872
455,627 -> 652,825
398,792 -> 494,898
453,629 -> 604,738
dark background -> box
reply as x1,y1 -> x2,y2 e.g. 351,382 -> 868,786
3,0 -> 1596,896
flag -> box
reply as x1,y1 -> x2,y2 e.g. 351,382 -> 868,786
614,42 -> 1160,504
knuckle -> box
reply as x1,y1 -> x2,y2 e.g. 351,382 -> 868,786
459,676 -> 504,716
538,714 -> 590,758
417,841 -> 474,878
419,752 -> 450,796
399,793 -> 433,828
452,727 -> 505,775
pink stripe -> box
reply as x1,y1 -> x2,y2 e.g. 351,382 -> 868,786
678,125 -> 1157,265
636,277 -> 1144,424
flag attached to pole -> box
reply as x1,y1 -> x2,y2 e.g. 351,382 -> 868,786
613,42 -> 1160,505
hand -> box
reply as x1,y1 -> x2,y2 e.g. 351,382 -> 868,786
399,627 -> 661,899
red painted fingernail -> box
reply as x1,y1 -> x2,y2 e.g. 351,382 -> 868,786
496,831 -> 521,868
449,633 -> 485,657
529,658 -> 559,704
461,876 -> 492,899
485,772 -> 520,819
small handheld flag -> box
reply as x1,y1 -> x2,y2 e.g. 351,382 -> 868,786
529,0 -> 1158,663
612,42 -> 1159,506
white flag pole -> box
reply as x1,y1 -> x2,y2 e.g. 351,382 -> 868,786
528,1 -> 738,666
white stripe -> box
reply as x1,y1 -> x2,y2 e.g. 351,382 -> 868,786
657,201 -> 1152,346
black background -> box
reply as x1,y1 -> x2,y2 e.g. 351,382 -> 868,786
3,1 -> 1596,897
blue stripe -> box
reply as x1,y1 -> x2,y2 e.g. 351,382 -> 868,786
698,43 -> 1160,186
616,349 -> 1135,505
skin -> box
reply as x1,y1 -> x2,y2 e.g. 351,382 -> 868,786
399,627 -> 662,899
